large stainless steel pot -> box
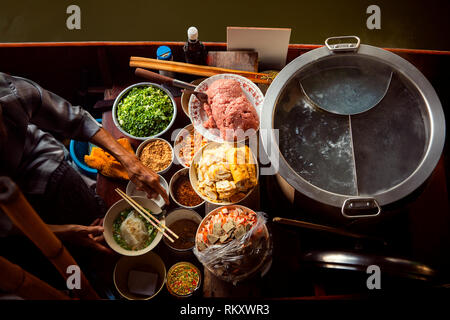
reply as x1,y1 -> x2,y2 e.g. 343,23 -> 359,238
261,36 -> 445,218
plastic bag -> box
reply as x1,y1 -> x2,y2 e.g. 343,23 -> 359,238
193,210 -> 272,284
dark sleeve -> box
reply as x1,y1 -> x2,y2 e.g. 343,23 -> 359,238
11,75 -> 101,141
0,209 -> 13,238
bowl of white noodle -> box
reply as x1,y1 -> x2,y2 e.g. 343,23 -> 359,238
103,196 -> 165,256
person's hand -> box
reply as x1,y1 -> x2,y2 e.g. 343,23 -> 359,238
50,219 -> 114,255
89,128 -> 169,205
122,156 -> 170,205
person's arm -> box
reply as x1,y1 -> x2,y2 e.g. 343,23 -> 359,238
8,75 -> 100,141
1,210 -> 112,255
9,75 -> 168,203
90,128 -> 169,204
1,223 -> 112,254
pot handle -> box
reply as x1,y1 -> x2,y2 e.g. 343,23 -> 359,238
325,36 -> 360,52
341,198 -> 381,218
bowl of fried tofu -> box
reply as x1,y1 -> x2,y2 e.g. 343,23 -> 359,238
189,142 -> 259,205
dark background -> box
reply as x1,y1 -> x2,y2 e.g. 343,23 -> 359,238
0,0 -> 449,50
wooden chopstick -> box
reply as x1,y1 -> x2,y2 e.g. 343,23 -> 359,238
115,188 -> 175,243
115,188 -> 179,240
129,56 -> 276,84
114,189 -> 177,243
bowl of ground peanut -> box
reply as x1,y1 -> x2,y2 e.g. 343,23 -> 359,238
136,138 -> 174,174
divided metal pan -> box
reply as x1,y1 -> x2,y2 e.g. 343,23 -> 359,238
261,36 -> 446,218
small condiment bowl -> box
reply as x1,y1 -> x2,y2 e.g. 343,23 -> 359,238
126,174 -> 169,208
136,137 -> 174,175
163,208 -> 202,252
173,124 -> 208,168
181,78 -> 205,118
113,251 -> 166,300
103,196 -> 165,256
166,262 -> 202,298
169,168 -> 205,209
173,124 -> 194,168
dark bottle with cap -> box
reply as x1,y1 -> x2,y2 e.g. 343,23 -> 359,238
183,26 -> 206,65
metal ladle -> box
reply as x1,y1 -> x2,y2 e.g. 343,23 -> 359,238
299,36 -> 393,116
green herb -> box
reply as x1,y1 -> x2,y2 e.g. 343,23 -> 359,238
117,86 -> 174,137
112,208 -> 158,250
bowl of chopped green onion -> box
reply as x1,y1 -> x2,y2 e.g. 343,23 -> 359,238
113,83 -> 177,140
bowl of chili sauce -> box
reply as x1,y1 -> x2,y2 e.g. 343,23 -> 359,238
166,262 -> 201,298
169,168 -> 204,209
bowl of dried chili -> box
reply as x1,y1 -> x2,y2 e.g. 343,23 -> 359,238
169,168 -> 205,209
166,262 -> 201,298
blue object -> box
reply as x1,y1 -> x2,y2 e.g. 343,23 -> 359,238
69,118 -> 102,179
157,46 -> 172,60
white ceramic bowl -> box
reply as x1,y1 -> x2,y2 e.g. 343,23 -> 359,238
181,78 -> 205,118
169,167 -> 205,209
136,137 -> 174,174
113,251 -> 166,300
103,196 -> 165,256
173,124 -> 208,168
189,142 -> 259,205
126,175 -> 169,208
163,208 -> 203,252
188,73 -> 264,143
173,124 -> 194,168
112,82 -> 177,141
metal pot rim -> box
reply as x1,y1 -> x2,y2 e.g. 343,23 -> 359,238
261,43 -> 446,210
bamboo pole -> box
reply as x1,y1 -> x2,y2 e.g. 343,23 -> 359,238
0,176 -> 99,300
129,56 -> 276,84
0,256 -> 70,300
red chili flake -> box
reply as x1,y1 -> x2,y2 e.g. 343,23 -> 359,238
167,263 -> 200,296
